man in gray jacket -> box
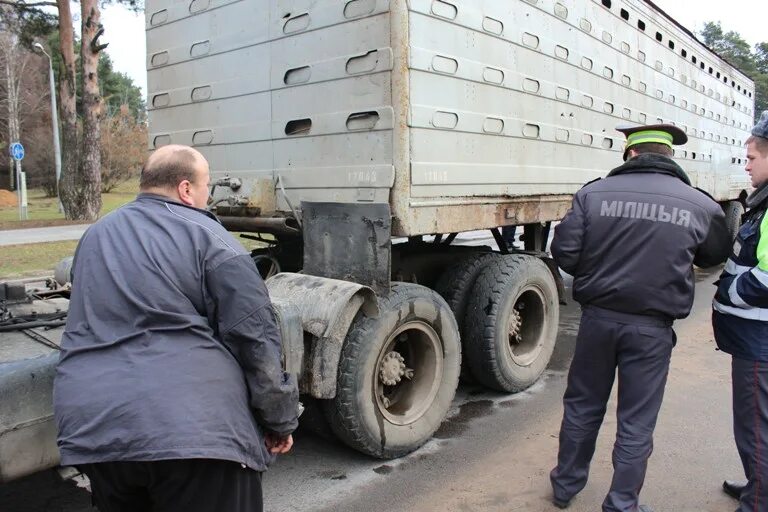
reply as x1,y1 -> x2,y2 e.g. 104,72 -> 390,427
54,144 -> 299,512
549,124 -> 730,512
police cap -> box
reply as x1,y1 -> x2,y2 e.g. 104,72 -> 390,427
616,123 -> 688,160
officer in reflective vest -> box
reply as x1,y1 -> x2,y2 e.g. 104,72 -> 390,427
550,123 -> 731,512
715,111 -> 768,512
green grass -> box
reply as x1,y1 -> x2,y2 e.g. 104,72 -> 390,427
0,240 -> 79,278
0,178 -> 139,229
0,179 -> 280,278
0,180 -> 139,278
0,235 -> 268,279
101,179 -> 140,215
0,179 -> 274,278
234,233 -> 273,252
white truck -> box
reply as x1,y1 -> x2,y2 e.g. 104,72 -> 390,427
144,0 -> 755,458
0,0 -> 756,481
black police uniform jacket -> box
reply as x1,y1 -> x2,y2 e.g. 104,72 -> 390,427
552,153 -> 730,320
713,183 -> 768,361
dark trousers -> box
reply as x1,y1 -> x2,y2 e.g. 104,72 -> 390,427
550,307 -> 674,512
733,357 -> 768,512
501,225 -> 517,248
79,459 -> 263,512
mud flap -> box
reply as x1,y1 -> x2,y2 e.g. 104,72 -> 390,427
267,273 -> 378,398
301,202 -> 391,295
540,256 -> 567,305
270,299 -> 304,380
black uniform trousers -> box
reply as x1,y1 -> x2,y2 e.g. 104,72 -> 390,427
79,459 -> 263,512
550,306 -> 674,512
732,356 -> 768,512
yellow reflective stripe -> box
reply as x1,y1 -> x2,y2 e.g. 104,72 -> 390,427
758,213 -> 768,271
626,130 -> 674,148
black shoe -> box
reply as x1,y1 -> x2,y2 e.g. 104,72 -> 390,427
723,479 -> 747,500
552,496 -> 571,509
638,506 -> 654,512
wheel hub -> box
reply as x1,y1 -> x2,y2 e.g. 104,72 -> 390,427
506,287 -> 547,367
373,320 -> 442,426
251,253 -> 280,279
508,308 -> 522,344
379,351 -> 413,386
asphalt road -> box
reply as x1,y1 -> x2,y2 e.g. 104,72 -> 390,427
0,268 -> 743,512
0,225 -> 90,247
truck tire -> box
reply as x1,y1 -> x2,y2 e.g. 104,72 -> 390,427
323,282 -> 461,458
434,252 -> 499,382
464,255 -> 559,393
724,200 -> 745,241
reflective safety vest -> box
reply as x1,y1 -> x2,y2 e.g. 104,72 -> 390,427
713,202 -> 768,361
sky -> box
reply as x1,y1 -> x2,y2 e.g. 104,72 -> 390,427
651,0 -> 763,47
99,0 -> 765,99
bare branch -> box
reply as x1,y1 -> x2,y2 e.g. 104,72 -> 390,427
90,25 -> 108,53
0,0 -> 58,8
14,53 -> 28,91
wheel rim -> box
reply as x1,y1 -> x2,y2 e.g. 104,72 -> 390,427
252,254 -> 280,279
374,321 -> 443,426
506,285 -> 547,366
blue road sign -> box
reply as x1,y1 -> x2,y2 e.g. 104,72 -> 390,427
9,142 -> 24,161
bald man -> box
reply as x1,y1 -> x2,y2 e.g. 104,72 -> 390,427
54,145 -> 299,512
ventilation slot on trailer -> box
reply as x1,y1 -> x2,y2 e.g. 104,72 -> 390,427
346,111 -> 380,131
285,119 -> 312,136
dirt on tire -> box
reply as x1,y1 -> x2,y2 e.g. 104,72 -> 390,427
434,252 -> 500,382
464,254 -> 559,393
323,282 -> 461,458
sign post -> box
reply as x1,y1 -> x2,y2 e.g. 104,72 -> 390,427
20,171 -> 28,218
9,142 -> 27,220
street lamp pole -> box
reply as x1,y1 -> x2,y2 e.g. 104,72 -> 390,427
33,42 -> 62,213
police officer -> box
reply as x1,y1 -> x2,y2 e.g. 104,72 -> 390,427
715,111 -> 768,512
550,124 -> 731,512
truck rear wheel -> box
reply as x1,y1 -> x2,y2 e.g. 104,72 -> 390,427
435,252 -> 499,382
465,255 -> 558,392
323,282 -> 461,458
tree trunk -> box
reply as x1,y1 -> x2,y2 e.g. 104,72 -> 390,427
77,0 -> 103,220
55,0 -> 80,219
5,54 -> 19,190
1,29 -> 21,191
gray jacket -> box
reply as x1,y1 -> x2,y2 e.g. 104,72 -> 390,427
54,193 -> 299,471
551,154 -> 730,320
